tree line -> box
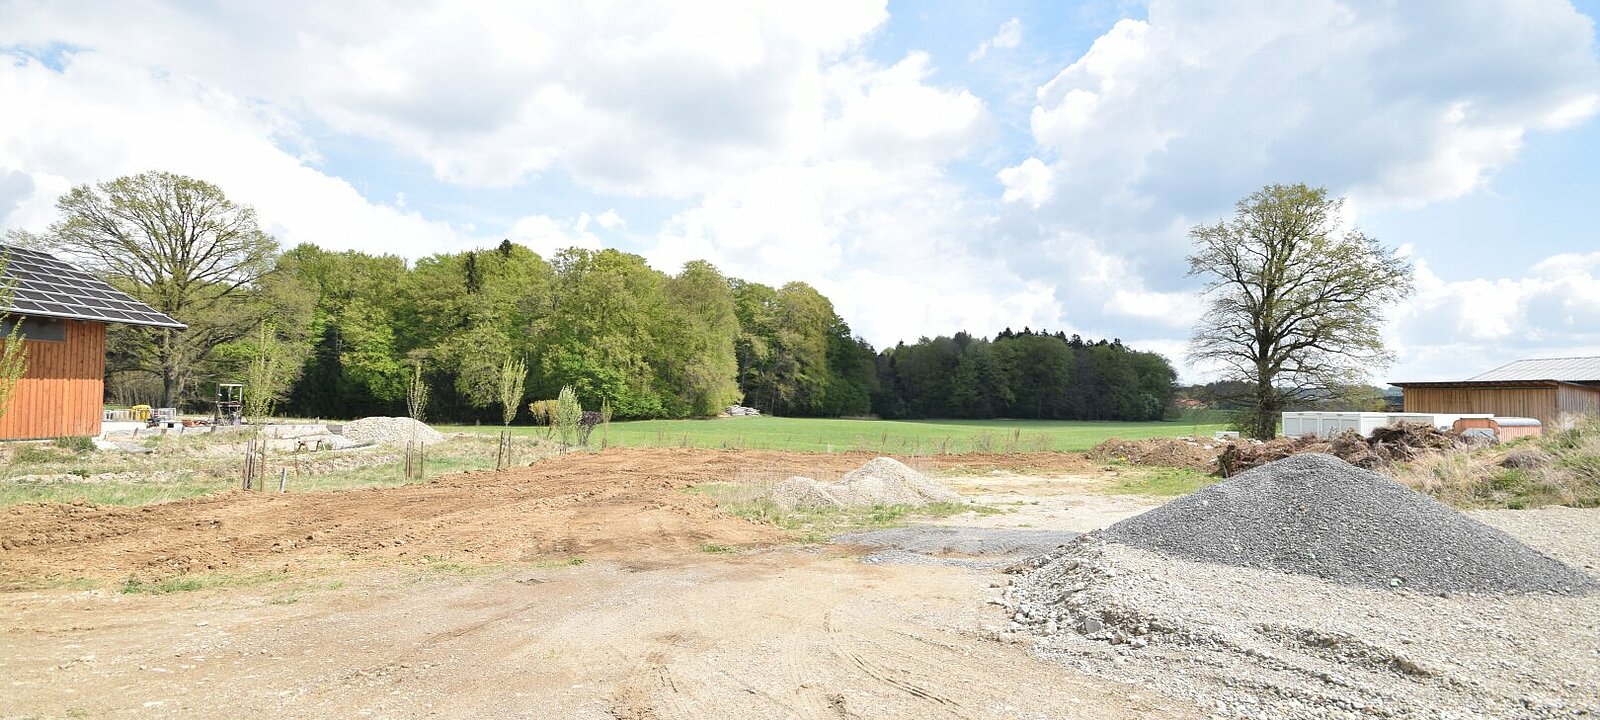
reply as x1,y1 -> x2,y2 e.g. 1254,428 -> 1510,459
871,329 -> 1176,421
23,171 -> 1184,423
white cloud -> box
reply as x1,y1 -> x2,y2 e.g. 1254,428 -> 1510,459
0,52 -> 470,257
998,157 -> 1053,206
1023,1 -> 1600,217
0,1 -> 892,194
971,17 -> 1023,61
1387,252 -> 1600,380
507,213 -> 608,259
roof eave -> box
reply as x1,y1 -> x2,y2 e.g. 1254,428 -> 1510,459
1389,379 -> 1590,389
9,308 -> 187,330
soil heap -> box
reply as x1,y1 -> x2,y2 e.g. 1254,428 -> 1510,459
1103,453 -> 1595,594
770,457 -> 961,510
340,417 -> 447,446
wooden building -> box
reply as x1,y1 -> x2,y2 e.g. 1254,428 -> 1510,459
1391,357 -> 1600,431
0,246 -> 184,440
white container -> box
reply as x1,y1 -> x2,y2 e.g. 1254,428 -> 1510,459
1281,412 -> 1402,439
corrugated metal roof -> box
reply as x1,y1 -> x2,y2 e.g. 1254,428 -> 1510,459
1469,356 -> 1600,383
0,245 -> 187,329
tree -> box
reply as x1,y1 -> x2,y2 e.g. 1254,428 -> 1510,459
554,384 -> 581,446
1187,184 -> 1412,439
48,171 -> 278,407
497,356 -> 527,425
406,363 -> 430,424
241,323 -> 296,420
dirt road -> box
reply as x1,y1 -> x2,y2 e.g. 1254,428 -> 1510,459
2,551 -> 1200,719
1,449 -> 1201,718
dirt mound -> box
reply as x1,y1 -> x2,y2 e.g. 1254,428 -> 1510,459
340,417 -> 446,446
1218,422 -> 1479,476
769,457 -> 961,509
1103,453 -> 1595,593
1088,437 -> 1218,473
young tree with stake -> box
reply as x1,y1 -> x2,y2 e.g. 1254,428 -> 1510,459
1187,184 -> 1413,440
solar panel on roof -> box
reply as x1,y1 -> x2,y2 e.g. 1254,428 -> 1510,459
0,245 -> 187,329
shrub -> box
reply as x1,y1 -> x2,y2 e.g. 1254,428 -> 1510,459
53,436 -> 96,453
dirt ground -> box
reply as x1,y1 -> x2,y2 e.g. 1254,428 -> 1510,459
1,448 -> 1205,719
0,449 -> 1093,583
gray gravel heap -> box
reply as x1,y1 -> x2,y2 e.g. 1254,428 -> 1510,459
1103,453 -> 1595,594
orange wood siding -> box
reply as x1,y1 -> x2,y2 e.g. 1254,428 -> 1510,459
0,320 -> 105,440
1403,386 -> 1561,428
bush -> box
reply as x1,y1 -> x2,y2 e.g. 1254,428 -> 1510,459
53,436 -> 96,453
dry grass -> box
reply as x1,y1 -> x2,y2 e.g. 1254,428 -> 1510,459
1393,416 -> 1600,509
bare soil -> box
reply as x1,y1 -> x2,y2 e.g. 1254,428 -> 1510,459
0,448 -> 1196,719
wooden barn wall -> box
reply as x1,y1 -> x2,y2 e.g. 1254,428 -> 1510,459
0,320 -> 105,440
1556,385 -> 1600,421
1401,386 -> 1560,427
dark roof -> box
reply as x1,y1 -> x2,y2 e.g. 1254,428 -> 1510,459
1470,356 -> 1600,383
1,245 -> 186,329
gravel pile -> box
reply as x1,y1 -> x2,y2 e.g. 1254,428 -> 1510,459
768,457 -> 961,509
339,417 -> 447,447
770,476 -> 844,509
1104,453 -> 1595,593
1001,533 -> 1600,719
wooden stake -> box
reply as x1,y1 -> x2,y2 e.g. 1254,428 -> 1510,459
278,467 -> 287,493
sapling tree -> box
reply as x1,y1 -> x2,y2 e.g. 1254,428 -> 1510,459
497,356 -> 527,426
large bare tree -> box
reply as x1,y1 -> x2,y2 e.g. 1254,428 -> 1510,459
1188,184 -> 1413,439
49,171 -> 278,407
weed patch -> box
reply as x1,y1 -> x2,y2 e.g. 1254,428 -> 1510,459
1098,466 -> 1219,497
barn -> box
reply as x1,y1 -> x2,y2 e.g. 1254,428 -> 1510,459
0,245 -> 185,440
1391,357 -> 1600,431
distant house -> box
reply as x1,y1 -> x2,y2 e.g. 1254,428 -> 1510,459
0,246 -> 185,440
1390,357 -> 1600,431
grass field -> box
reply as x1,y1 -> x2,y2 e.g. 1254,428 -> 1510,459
443,414 -> 1229,454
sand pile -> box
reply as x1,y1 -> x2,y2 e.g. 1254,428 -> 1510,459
1103,453 -> 1594,593
339,417 -> 447,446
769,457 -> 961,510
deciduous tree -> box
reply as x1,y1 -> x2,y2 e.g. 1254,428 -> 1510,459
48,172 -> 278,407
1187,183 -> 1413,439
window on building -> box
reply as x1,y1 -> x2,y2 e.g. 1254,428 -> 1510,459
0,316 -> 68,342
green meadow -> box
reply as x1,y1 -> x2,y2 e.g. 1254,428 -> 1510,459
443,413 -> 1227,454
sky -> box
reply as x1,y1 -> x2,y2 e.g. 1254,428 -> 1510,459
1,0 -> 1597,385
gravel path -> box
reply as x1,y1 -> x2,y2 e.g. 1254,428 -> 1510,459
835,526 -> 1077,567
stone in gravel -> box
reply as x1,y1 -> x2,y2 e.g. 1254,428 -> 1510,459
1103,453 -> 1597,594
